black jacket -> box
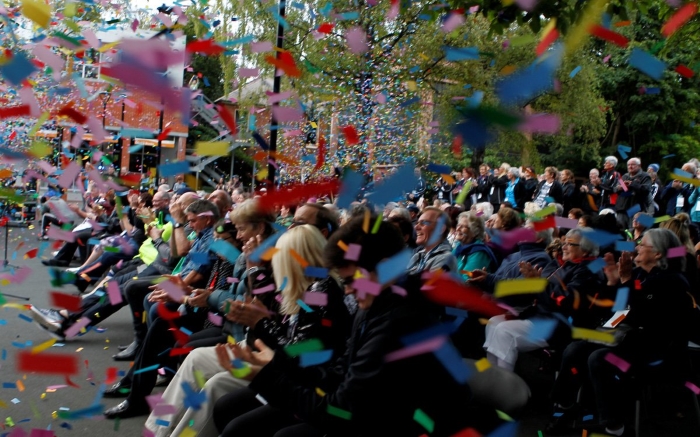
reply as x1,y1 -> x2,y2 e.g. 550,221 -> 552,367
614,170 -> 652,213
250,280 -> 501,437
532,180 -> 564,205
489,174 -> 508,206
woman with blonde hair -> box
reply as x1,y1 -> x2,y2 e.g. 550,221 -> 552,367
143,225 -> 352,437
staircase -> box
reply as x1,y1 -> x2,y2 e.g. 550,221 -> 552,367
188,94 -> 249,187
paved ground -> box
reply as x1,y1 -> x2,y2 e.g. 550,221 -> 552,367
1,224 -> 699,437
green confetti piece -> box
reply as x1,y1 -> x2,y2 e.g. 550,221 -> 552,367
230,365 -> 251,379
326,404 -> 352,420
654,215 -> 671,223
534,204 -> 557,218
370,214 -> 383,234
538,431 -> 544,437
52,31 -> 82,46
413,408 -> 434,433
495,409 -> 514,422
101,156 -> 112,166
0,293 -> 6,305
455,181 -> 472,206
284,338 -> 323,357
103,246 -> 120,253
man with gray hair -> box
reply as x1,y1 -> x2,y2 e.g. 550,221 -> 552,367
614,157 -> 651,229
599,156 -> 621,210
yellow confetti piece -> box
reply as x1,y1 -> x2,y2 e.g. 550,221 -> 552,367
98,41 -> 120,53
63,19 -> 81,33
179,427 -> 197,437
64,2 -> 76,17
256,167 -> 269,181
227,335 -> 237,345
671,173 -> 700,186
0,279 -> 10,286
406,80 -> 417,91
2,303 -> 27,310
571,327 -> 616,345
315,387 -> 326,397
499,65 -> 517,75
142,311 -> 147,324
0,399 -> 7,408
440,174 -> 456,185
31,338 -> 56,354
362,209 -> 370,233
16,381 -> 25,392
493,278 -> 548,298
654,215 -> 671,223
541,18 -> 557,41
475,357 -> 491,372
75,347 -> 83,353
337,240 -> 348,252
40,393 -> 46,400
28,113 -> 49,137
22,0 -> 51,28
51,411 -> 58,419
371,214 -> 383,234
564,0 -> 607,56
195,141 -> 230,156
534,204 -> 557,218
194,370 -> 206,389
310,121 -> 318,129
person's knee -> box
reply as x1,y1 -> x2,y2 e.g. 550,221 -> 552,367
587,348 -> 609,376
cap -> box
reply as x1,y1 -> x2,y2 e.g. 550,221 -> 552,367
648,163 -> 659,173
407,204 -> 420,214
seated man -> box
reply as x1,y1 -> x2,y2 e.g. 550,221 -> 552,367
407,206 -> 458,274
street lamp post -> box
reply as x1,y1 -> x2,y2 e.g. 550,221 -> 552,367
267,0 -> 286,190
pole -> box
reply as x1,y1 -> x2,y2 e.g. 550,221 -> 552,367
156,99 -> 165,182
267,0 -> 285,189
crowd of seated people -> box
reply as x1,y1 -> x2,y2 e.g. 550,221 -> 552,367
26,158 -> 700,436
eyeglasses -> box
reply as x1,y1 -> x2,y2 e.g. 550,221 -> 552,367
340,275 -> 355,288
562,242 -> 581,247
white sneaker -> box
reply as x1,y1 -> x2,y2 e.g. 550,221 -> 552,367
29,305 -> 64,333
64,267 -> 80,273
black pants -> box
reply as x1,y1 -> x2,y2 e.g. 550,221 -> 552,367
124,275 -> 163,344
54,228 -> 93,263
40,214 -> 61,236
214,387 -> 307,437
185,327 -> 227,349
122,307 -> 207,407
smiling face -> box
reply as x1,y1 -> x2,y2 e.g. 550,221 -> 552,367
455,216 -> 474,245
634,235 -> 660,271
562,234 -> 586,262
414,209 -> 441,247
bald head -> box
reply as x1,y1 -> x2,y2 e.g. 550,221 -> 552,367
208,189 -> 233,217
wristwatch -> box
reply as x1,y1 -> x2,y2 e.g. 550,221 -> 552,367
173,222 -> 185,229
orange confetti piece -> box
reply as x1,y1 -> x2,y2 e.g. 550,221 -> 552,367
499,65 -> 516,75
613,20 -> 631,27
16,380 -> 25,392
265,51 -> 301,78
260,247 -> 279,261
289,249 -> 309,268
337,240 -> 349,251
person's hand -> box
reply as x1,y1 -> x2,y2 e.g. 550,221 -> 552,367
468,268 -> 488,282
602,252 -> 620,286
147,288 -> 173,303
187,288 -> 212,308
170,201 -> 186,225
138,206 -> 155,223
68,203 -> 80,212
580,185 -> 589,193
244,235 -> 264,268
233,339 -> 275,367
148,225 -> 164,240
129,194 -> 140,208
519,261 -> 543,278
214,343 -> 235,372
224,298 -> 268,327
618,251 -> 634,284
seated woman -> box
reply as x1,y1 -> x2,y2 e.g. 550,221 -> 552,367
143,225 -> 352,436
484,228 -> 607,372
212,217 -> 503,437
453,211 -> 497,281
546,228 -> 695,436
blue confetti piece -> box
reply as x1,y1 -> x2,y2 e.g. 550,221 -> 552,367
496,43 -> 563,106
569,66 -> 582,78
180,327 -> 192,336
371,164 -> 418,205
553,412 -> 564,417
129,145 -> 144,154
601,12 -> 612,29
11,342 -> 25,349
0,320 -> 6,325
582,414 -> 594,422
445,307 -> 468,318
210,239 -> 242,264
279,276 -> 288,291
426,163 -> 452,175
291,1 -> 304,8
488,421 -> 518,437
376,248 -> 413,284
466,90 -> 484,108
648,360 -> 663,366
527,318 -> 558,342
224,35 -> 254,45
453,117 -> 494,151
636,214 -> 655,228
159,161 -> 191,178
615,241 -> 636,252
17,313 -> 32,323
626,204 -> 641,217
301,155 -> 316,164
617,144 -> 631,160
418,13 -> 431,20
433,342 -> 471,383
426,214 -> 447,248
299,350 -> 333,367
628,48 -> 666,81
121,128 -> 155,138
613,287 -> 629,312
2,382 -> 17,388
336,170 -> 364,209
1,349 -> 5,360
443,46 -> 480,61
586,258 -> 607,273
11,251 -> 16,260
252,131 -> 270,151
188,252 -> 210,265
155,419 -> 170,427
250,232 -> 285,263
645,87 -> 660,94
296,299 -> 314,313
337,11 -> 359,20
583,229 -> 623,247
399,96 -> 420,108
304,266 -> 329,278
133,364 -> 160,374
0,52 -> 37,86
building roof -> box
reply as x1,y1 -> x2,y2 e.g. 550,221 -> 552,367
218,76 -> 274,106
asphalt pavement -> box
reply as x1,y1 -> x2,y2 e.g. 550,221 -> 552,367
1,224 -> 698,437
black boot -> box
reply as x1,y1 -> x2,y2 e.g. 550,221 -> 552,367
112,341 -> 141,361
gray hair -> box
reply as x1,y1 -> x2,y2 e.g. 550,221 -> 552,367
682,162 -> 697,176
185,199 -> 220,222
525,219 -> 554,246
554,203 -> 564,217
390,207 -> 410,221
628,157 -> 641,166
457,211 -> 486,241
567,227 -> 599,257
159,191 -> 171,200
589,168 -> 599,177
508,167 -> 521,178
473,202 -> 494,218
645,228 -> 685,271
604,156 -> 618,167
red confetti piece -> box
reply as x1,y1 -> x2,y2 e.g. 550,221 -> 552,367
535,28 -> 559,57
661,2 -> 698,38
57,104 -> 87,124
17,351 -> 79,375
452,135 -> 462,157
169,347 -> 194,357
532,214 -> 556,231
314,134 -> 326,172
217,104 -> 238,135
186,39 -> 225,55
588,24 -> 629,48
420,273 -> 506,319
157,302 -> 182,320
450,428 -> 482,437
257,180 -> 340,212
157,127 -> 173,141
0,104 -> 31,120
65,374 -> 80,388
676,64 -> 695,78
49,291 -> 82,312
167,327 -> 190,346
24,248 -> 38,259
317,23 -> 334,34
265,51 -> 301,78
105,367 -> 118,384
341,125 -> 359,145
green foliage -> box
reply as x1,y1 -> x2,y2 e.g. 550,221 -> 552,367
182,19 -> 224,101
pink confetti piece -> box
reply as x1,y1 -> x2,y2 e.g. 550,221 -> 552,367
345,26 -> 368,54
81,29 -> 100,49
353,278 -> 382,298
207,312 -> 223,326
667,246 -> 687,258
272,106 -> 304,123
267,91 -> 293,104
18,87 -> 41,117
618,178 -> 628,192
46,226 -> 76,242
57,161 -> 81,189
344,243 -> 362,261
250,41 -> 273,52
441,13 -> 465,32
518,114 -> 561,134
239,68 -> 259,78
604,352 -> 631,372
554,216 -> 579,229
226,277 -> 240,284
87,116 -> 109,143
70,125 -> 84,149
252,283 -> 276,295
152,403 -> 177,416
303,292 -> 328,307
64,317 -> 91,339
197,211 -> 214,216
143,428 -> 156,437
159,280 -> 186,301
391,285 -> 407,296
686,381 -> 700,394
385,336 -> 447,362
145,393 -> 163,410
107,280 -> 122,306
45,385 -> 68,390
36,160 -> 56,175
603,54 -> 612,63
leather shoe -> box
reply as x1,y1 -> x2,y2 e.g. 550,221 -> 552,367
103,381 -> 131,398
41,259 -> 69,267
104,400 -> 150,419
112,341 -> 141,361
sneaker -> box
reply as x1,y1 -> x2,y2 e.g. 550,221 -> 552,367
65,267 -> 80,273
29,306 -> 65,333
